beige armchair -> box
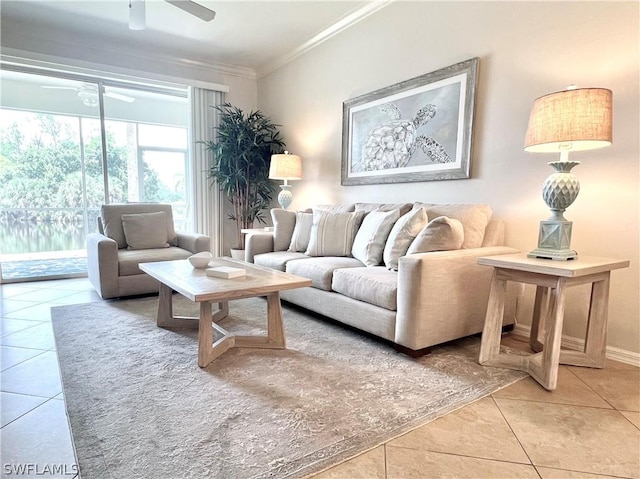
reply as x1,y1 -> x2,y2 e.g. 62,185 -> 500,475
87,203 -> 210,299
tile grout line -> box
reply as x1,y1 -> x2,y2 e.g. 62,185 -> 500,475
564,365 -> 619,411
0,394 -> 61,429
489,394 -> 538,470
1,347 -> 49,372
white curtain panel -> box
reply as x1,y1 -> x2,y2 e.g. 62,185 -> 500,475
187,87 -> 225,256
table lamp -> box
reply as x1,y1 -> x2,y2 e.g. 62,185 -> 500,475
269,151 -> 302,210
524,86 -> 612,260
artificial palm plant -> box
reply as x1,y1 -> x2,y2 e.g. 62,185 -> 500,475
204,103 -> 285,250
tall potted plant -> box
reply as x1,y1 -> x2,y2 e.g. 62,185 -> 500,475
203,103 -> 285,254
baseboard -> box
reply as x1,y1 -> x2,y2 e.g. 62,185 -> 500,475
512,324 -> 640,368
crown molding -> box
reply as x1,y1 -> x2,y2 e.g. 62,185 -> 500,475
256,0 -> 393,78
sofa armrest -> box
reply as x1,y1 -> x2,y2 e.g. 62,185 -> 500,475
395,246 -> 520,350
245,233 -> 275,263
86,232 -> 119,299
177,232 -> 210,254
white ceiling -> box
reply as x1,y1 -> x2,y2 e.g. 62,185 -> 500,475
0,0 -> 388,76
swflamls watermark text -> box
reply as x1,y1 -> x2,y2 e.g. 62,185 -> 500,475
3,463 -> 79,477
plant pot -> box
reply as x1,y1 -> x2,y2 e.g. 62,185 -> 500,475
229,248 -> 246,261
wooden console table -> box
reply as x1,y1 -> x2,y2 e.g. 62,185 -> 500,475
477,253 -> 629,390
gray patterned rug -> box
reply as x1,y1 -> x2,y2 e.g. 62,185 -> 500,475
51,296 -> 525,479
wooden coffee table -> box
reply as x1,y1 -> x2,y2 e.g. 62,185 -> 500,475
139,258 -> 311,367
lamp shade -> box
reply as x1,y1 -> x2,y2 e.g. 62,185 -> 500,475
524,88 -> 612,153
269,152 -> 302,180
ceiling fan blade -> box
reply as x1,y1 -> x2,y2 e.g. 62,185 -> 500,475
165,0 -> 215,22
104,91 -> 135,103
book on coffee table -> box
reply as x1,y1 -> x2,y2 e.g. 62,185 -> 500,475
205,266 -> 246,279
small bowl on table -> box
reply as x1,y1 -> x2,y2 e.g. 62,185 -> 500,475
188,252 -> 213,269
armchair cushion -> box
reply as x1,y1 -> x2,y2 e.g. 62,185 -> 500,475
118,247 -> 193,276
101,203 -> 178,249
121,211 -> 170,250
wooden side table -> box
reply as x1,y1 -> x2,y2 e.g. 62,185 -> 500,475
478,253 -> 629,391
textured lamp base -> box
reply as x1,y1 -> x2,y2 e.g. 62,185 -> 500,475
528,219 -> 577,260
277,185 -> 293,210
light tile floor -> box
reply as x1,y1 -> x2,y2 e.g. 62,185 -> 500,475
1,278 -> 639,479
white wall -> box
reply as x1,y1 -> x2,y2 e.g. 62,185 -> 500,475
257,2 -> 640,357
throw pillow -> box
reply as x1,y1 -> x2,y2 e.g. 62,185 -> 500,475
407,216 -> 465,254
288,212 -> 314,252
351,209 -> 400,267
305,210 -> 365,257
121,211 -> 170,250
414,203 -> 492,249
271,209 -> 296,251
383,207 -> 428,270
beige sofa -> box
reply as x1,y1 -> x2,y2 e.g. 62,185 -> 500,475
246,203 -> 519,355
87,203 -> 210,299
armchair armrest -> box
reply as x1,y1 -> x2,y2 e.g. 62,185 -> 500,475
245,233 -> 275,263
86,232 -> 119,299
177,232 -> 210,254
395,246 -> 520,350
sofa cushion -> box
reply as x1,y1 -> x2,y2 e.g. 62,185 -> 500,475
351,209 -> 400,267
288,212 -> 313,252
332,267 -> 398,311
415,203 -> 492,249
305,210 -> 365,257
118,247 -> 192,276
383,207 -> 428,270
355,202 -> 413,216
254,251 -> 309,272
271,209 -> 296,251
407,216 -> 464,254
121,211 -> 170,250
101,203 -> 178,249
314,204 -> 355,213
286,257 -> 364,291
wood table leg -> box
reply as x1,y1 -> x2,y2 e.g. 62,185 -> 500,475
560,274 -> 611,368
198,301 -> 234,368
234,292 -> 286,349
479,270 -> 507,364
582,274 -> 609,368
529,278 -> 567,391
530,285 -> 549,353
157,283 -> 174,327
213,301 -> 229,323
266,291 -> 285,348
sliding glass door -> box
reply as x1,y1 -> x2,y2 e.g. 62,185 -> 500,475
0,68 -> 188,283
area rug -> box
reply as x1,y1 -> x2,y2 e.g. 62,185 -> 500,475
51,296 -> 525,479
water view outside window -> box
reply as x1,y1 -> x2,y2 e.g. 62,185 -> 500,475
0,109 -> 188,280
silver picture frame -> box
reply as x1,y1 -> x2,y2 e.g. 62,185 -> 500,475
341,57 -> 478,185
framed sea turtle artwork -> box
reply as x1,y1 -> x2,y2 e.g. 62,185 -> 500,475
341,57 -> 478,185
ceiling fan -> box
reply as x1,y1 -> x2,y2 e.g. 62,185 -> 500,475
41,83 -> 135,108
129,0 -> 216,30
